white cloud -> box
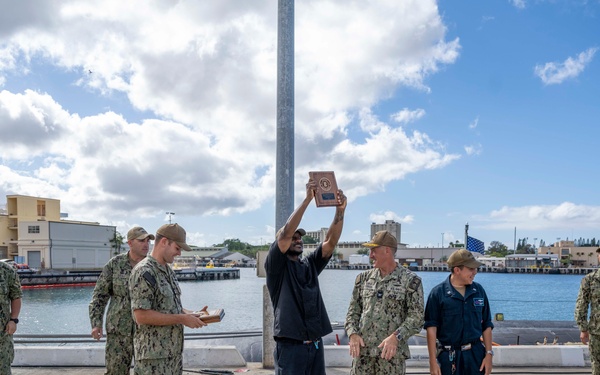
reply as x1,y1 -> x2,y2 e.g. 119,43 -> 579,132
510,0 -> 526,9
481,202 -> 600,230
534,47 -> 598,85
464,143 -> 482,156
0,0 -> 461,226
469,116 -> 479,129
390,108 -> 426,125
369,210 -> 414,225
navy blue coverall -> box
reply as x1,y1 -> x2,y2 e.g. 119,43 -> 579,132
424,275 -> 494,375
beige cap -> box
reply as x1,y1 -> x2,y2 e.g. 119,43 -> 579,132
156,223 -> 192,251
127,227 -> 155,241
363,230 -> 397,249
447,249 -> 483,268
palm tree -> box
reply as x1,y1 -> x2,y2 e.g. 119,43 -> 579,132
110,230 -> 125,255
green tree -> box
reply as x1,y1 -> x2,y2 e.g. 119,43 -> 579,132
487,241 -> 509,257
302,235 -> 317,244
110,230 -> 125,255
357,248 -> 369,255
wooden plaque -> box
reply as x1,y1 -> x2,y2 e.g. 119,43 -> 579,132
192,308 -> 225,324
309,171 -> 340,207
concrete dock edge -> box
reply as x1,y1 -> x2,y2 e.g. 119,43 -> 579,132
13,344 -> 590,368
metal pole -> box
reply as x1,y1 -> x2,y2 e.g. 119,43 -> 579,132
275,0 -> 295,230
534,237 -> 538,267
514,227 -> 517,254
265,0 -> 294,369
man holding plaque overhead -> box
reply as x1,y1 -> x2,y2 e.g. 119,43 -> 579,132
265,176 -> 347,375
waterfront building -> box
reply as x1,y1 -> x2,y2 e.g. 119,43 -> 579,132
504,254 -> 559,268
370,220 -> 401,244
0,195 -> 61,259
539,240 -> 599,267
395,247 -> 461,266
18,220 -> 115,269
0,194 -> 115,269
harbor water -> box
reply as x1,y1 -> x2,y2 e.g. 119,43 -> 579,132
18,268 -> 585,335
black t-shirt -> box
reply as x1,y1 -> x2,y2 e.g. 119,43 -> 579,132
265,241 -> 333,341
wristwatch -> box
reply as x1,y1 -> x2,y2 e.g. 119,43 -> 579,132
486,349 -> 494,356
394,329 -> 402,340
9,318 -> 19,324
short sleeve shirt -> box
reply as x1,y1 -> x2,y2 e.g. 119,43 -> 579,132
424,275 -> 493,346
265,242 -> 332,341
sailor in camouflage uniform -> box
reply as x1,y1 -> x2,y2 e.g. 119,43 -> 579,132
575,247 -> 600,375
345,230 -> 424,375
129,223 -> 207,375
0,260 -> 22,375
89,226 -> 154,375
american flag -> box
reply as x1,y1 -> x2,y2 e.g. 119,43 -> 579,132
467,236 -> 485,254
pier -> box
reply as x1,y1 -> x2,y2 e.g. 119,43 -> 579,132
174,267 -> 240,281
17,267 -> 240,288
19,270 -> 101,288
326,263 -> 597,275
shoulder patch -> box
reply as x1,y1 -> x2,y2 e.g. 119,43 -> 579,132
143,271 -> 157,288
408,276 -> 421,292
354,274 -> 362,286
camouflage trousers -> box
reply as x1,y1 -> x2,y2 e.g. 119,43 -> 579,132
350,354 -> 406,375
591,334 -> 600,375
133,355 -> 182,375
105,332 -> 134,375
0,332 -> 14,375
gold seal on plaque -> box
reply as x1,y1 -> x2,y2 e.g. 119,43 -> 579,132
309,171 -> 340,207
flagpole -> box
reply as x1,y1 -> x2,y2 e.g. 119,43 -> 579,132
465,223 -> 469,250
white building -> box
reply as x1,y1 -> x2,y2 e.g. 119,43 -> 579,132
17,220 -> 115,269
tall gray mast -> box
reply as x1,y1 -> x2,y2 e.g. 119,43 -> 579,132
264,0 -> 295,369
275,0 -> 295,231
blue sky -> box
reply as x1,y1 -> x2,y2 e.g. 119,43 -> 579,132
0,0 -> 599,250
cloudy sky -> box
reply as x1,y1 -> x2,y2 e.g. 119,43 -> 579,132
1,0 -> 599,250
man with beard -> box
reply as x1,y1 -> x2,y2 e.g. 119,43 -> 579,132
89,226 -> 154,374
265,178 -> 347,375
424,249 -> 494,375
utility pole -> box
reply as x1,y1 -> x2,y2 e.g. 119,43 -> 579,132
166,212 -> 175,224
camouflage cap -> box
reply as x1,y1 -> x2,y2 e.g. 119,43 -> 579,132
156,223 -> 192,251
447,249 -> 483,268
127,226 -> 155,241
363,230 -> 397,249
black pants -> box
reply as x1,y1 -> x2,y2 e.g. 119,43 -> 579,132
274,338 -> 325,375
438,342 -> 485,375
